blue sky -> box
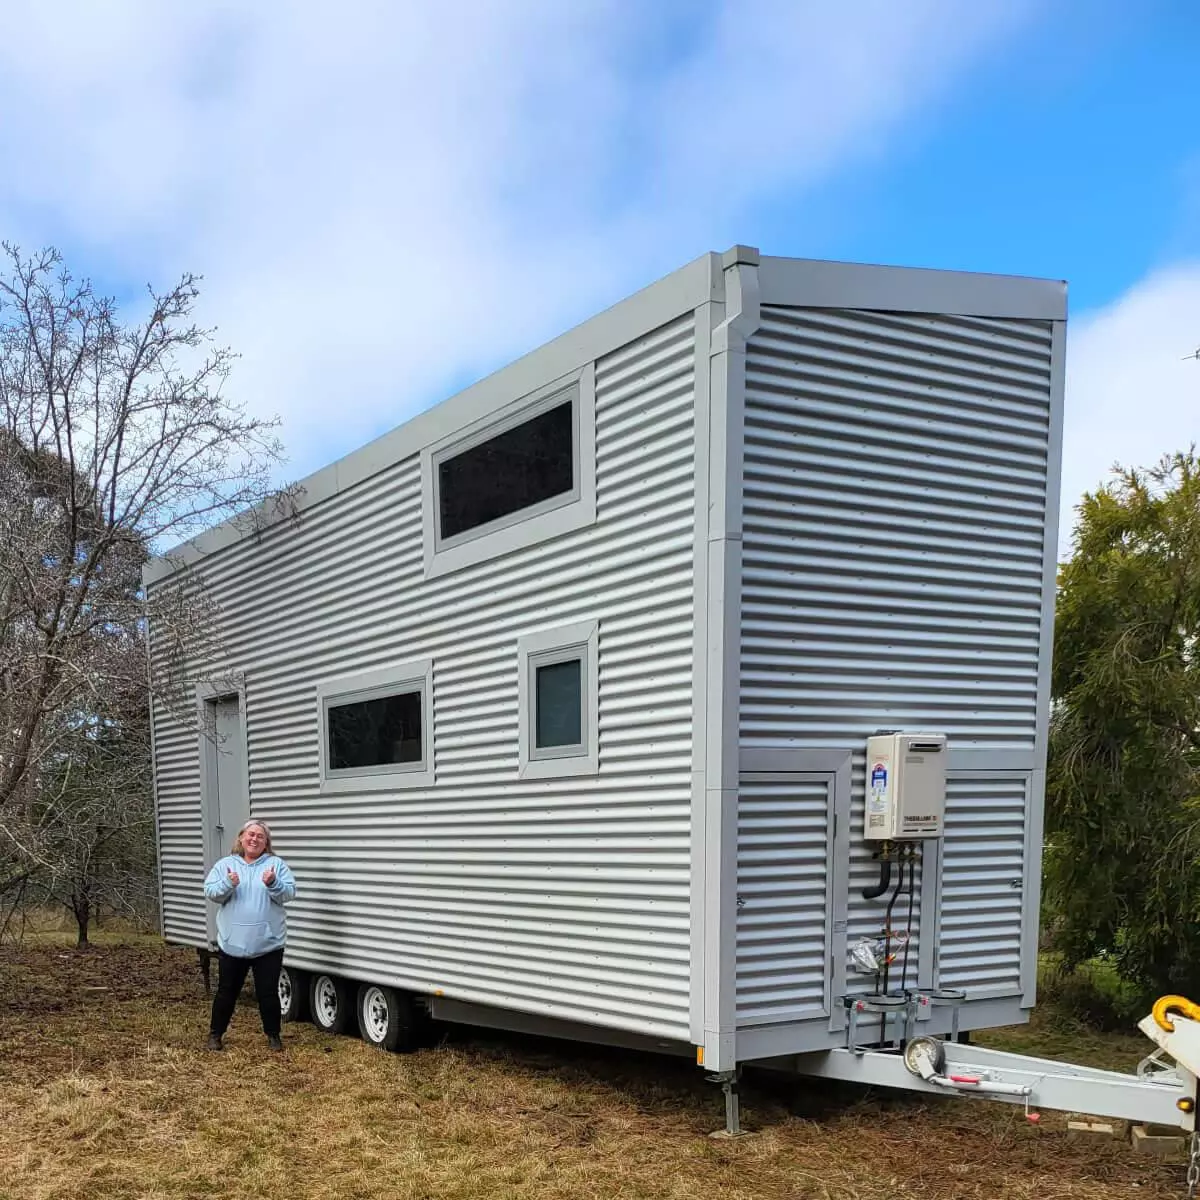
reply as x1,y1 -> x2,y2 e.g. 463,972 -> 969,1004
793,0 -> 1199,308
0,1 -> 1195,555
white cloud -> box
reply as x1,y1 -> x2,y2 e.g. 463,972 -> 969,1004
1061,263 -> 1200,556
0,1 -> 1032,478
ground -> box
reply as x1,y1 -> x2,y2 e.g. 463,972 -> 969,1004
0,938 -> 1187,1199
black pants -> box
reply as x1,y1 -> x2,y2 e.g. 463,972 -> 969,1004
210,947 -> 284,1037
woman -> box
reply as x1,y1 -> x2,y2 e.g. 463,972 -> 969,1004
203,818 -> 296,1051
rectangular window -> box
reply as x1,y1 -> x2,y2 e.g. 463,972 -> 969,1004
328,690 -> 422,770
534,657 -> 583,754
518,620 -> 599,780
421,367 -> 597,580
317,660 -> 434,792
438,400 -> 574,541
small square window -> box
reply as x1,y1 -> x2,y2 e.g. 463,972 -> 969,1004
517,620 -> 599,780
317,660 -> 434,792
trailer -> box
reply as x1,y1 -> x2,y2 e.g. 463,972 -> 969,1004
145,246 -> 1200,1168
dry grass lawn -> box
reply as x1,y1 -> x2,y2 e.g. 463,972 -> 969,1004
0,939 -> 1187,1199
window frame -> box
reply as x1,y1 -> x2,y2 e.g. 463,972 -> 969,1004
422,365 -> 597,579
517,620 -> 599,780
317,659 -> 434,793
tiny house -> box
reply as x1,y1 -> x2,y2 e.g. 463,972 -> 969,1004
146,246 -> 1065,1075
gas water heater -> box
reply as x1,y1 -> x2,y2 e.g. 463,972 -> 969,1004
864,732 -> 948,841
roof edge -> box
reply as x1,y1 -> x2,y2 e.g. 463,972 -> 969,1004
758,255 -> 1067,321
143,248 -> 725,586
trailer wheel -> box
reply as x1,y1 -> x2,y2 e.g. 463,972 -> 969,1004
357,984 -> 415,1052
278,965 -> 309,1023
310,973 -> 353,1035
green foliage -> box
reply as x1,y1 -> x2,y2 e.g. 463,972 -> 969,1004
1046,451 -> 1200,998
1036,955 -> 1149,1033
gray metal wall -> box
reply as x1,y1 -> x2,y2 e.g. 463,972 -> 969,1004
737,304 -> 1057,1038
151,312 -> 699,1041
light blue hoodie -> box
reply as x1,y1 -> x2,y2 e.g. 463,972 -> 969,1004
203,853 -> 296,957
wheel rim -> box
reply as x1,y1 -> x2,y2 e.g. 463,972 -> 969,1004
361,986 -> 390,1042
314,976 -> 338,1026
278,969 -> 293,1014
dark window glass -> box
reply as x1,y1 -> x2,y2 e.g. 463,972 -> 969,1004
328,690 -> 422,770
439,400 -> 574,540
535,658 -> 582,749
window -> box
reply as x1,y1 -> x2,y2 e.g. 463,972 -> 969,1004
317,660 -> 434,792
535,658 -> 582,752
517,620 -> 599,780
327,690 -> 422,769
422,366 -> 597,579
439,400 -> 574,540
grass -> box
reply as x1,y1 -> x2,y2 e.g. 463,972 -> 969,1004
0,941 -> 1188,1200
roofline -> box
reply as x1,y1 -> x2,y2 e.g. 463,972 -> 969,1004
144,248 -> 725,585
759,254 -> 1067,320
143,247 -> 1066,586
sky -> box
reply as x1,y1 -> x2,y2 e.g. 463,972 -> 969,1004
0,0 -> 1195,557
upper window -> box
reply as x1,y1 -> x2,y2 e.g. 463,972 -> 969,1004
438,400 -> 574,541
517,620 -> 599,780
317,660 -> 434,792
422,366 -> 597,579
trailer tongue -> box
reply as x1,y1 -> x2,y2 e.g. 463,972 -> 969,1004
783,996 -> 1200,1195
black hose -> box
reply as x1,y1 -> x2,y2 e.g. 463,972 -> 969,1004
881,852 -> 905,993
861,852 -> 893,901
878,851 -> 907,1044
900,847 -> 918,997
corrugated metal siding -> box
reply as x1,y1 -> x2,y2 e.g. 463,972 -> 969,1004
740,306 -> 1053,749
736,776 -> 831,1024
149,313 -> 697,1040
937,776 -> 1028,995
151,687 -> 206,946
738,306 -> 1052,1015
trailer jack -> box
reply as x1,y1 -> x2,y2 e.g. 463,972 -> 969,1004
706,1069 -> 753,1139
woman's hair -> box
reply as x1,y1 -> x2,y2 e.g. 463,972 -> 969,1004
231,819 -> 273,856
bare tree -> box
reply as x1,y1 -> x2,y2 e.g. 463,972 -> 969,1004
29,633 -> 158,945
0,243 -> 288,893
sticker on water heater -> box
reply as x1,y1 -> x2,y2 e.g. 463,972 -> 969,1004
868,762 -> 888,816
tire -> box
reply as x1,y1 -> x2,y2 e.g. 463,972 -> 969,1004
356,983 -> 416,1052
278,965 -> 309,1023
309,973 -> 353,1035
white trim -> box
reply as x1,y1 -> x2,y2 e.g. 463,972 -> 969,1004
517,620 -> 599,780
316,659 -> 435,792
701,255 -> 762,1073
758,255 -> 1067,320
421,364 -> 597,579
688,299 -> 717,1046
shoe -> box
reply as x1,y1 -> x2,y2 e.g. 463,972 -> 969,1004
206,1033 -> 224,1051
266,1034 -> 283,1051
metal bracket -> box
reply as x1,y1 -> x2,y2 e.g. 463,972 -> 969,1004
843,993 -> 907,1055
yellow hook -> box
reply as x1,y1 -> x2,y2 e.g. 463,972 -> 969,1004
1152,994 -> 1200,1032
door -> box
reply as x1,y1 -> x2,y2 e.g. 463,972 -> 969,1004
735,771 -> 842,1026
200,692 -> 249,946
